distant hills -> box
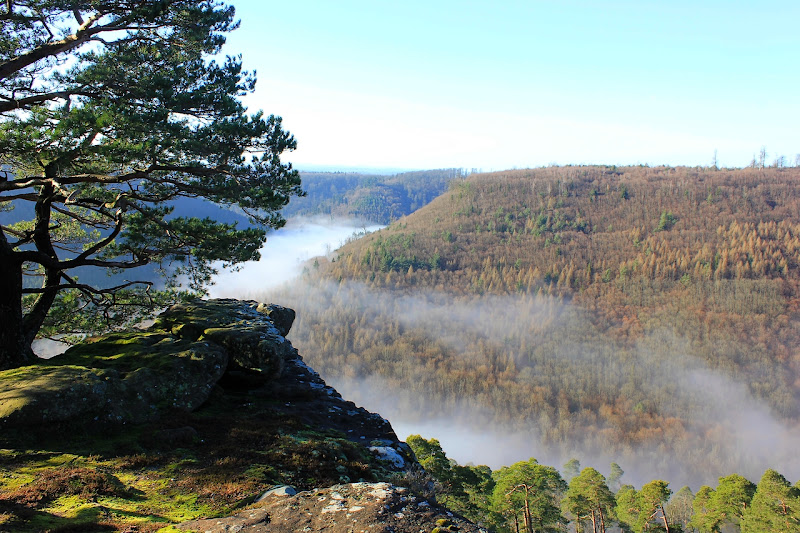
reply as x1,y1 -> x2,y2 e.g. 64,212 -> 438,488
1,169 -> 459,291
269,165 -> 800,487
282,168 -> 464,223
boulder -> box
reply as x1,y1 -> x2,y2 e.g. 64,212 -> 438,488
157,299 -> 297,384
0,365 -> 110,426
256,303 -> 296,336
0,299 -> 298,428
0,331 -> 228,426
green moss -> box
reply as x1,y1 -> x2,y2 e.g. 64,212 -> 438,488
0,363 -> 89,384
0,470 -> 35,491
0,299 -> 405,532
2,400 -> 368,530
47,331 -> 191,373
152,300 -> 260,336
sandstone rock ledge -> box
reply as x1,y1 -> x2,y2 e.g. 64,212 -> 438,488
0,299 -> 298,427
0,299 -> 485,532
178,482 -> 489,533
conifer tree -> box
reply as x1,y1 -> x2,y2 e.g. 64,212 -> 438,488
492,458 -> 567,533
706,474 -> 756,531
741,469 -> 800,533
0,1 -> 302,369
562,467 -> 615,533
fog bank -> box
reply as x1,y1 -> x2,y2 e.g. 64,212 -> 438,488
264,278 -> 800,489
208,218 -> 800,489
208,217 -> 383,297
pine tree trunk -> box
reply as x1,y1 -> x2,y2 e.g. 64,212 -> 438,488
523,498 -> 532,533
521,484 -> 535,533
660,505 -> 671,533
0,245 -> 35,370
23,181 -> 59,346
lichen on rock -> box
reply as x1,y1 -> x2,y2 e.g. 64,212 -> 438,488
177,482 -> 489,533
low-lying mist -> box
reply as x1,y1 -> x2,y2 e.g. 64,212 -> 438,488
210,219 -> 800,489
207,217 -> 383,297
270,280 -> 800,488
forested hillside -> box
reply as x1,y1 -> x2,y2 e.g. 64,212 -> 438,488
281,168 -> 464,223
263,165 -> 800,488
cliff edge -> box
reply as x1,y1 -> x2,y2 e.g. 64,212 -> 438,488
0,299 -> 485,532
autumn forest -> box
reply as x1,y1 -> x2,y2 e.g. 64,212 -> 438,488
259,165 -> 800,531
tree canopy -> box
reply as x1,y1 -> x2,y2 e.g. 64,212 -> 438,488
615,480 -> 672,533
562,467 -> 615,533
0,0 -> 303,369
691,474 -> 756,532
492,458 -> 566,533
405,434 -> 494,525
741,469 -> 800,533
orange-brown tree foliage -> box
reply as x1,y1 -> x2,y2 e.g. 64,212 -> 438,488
266,165 -> 800,481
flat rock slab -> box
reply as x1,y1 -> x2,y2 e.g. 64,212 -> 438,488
178,482 -> 489,533
0,335 -> 228,426
0,299 -> 296,427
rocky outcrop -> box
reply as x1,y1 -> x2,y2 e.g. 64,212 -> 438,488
0,300 -> 299,427
177,482 -> 489,533
0,331 -> 230,426
0,299 -> 296,427
0,299 -> 412,476
0,299 -> 484,533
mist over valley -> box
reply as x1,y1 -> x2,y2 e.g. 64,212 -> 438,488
208,217 -> 384,297
5,3 -> 800,530
208,165 -> 800,491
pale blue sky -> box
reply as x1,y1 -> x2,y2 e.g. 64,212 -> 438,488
225,1 -> 799,171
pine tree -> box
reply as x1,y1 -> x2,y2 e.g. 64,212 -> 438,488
0,1 -> 302,368
562,467 -> 616,533
492,458 -> 567,533
741,469 -> 800,533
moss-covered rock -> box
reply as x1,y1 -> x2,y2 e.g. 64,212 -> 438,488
0,365 -> 109,426
0,298 -> 430,532
0,333 -> 228,426
0,299 -> 297,428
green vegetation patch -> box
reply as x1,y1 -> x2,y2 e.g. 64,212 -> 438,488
46,331 -> 191,374
0,387 -> 402,532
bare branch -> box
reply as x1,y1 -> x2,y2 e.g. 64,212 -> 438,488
75,209 -> 124,262
0,192 -> 39,202
0,172 -> 123,192
15,246 -> 150,270
50,204 -> 113,228
2,224 -> 36,249
150,163 -> 229,177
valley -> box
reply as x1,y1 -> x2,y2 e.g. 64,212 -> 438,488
247,165 -> 800,489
